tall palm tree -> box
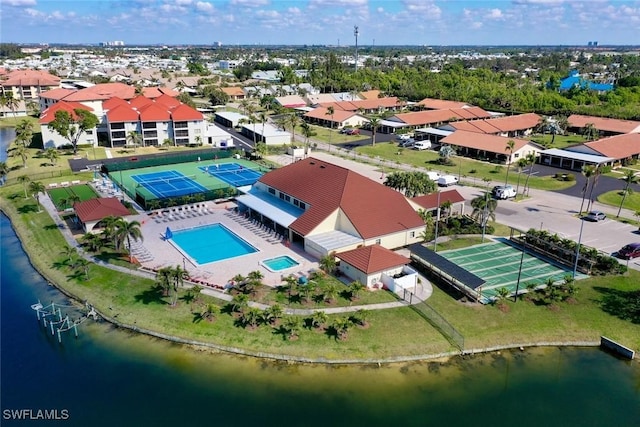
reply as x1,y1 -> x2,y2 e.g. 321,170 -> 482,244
522,153 -> 536,196
28,181 -> 46,212
81,232 -> 104,253
15,119 -> 34,147
126,130 -> 143,150
586,165 -> 601,213
0,161 -> 9,185
515,158 -> 528,196
155,267 -> 173,297
287,113 -> 299,144
75,258 -> 90,280
17,175 -> 30,198
325,106 -> 335,149
100,215 -> 121,249
300,121 -> 315,157
368,117 -> 380,146
170,264 -> 189,306
61,246 -> 78,265
471,192 -> 497,226
583,123 -> 599,141
504,139 -> 516,186
115,219 -> 143,261
616,169 -> 638,217
4,95 -> 19,118
12,144 -> 28,168
45,147 -> 59,166
259,111 -> 269,143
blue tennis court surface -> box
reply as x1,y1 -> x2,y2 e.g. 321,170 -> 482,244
132,170 -> 207,198
200,162 -> 262,187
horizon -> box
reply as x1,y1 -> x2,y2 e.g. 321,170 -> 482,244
1,1 -> 639,47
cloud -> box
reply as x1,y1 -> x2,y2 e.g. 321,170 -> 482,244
3,0 -> 37,6
196,1 -> 215,14
230,0 -> 270,6
309,0 -> 368,7
512,0 -> 565,4
486,8 -> 504,20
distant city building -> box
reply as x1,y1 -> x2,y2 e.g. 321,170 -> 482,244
100,41 -> 125,47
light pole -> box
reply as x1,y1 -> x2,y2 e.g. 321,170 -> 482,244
354,25 -> 359,72
481,190 -> 489,243
572,219 -> 585,279
433,190 -> 441,252
513,235 -> 527,302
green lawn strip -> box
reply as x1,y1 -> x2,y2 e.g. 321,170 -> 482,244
3,184 -> 639,357
597,190 -> 640,213
354,142 -> 575,191
527,134 -> 587,149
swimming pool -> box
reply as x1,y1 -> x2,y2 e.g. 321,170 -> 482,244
170,224 -> 258,265
261,255 -> 299,272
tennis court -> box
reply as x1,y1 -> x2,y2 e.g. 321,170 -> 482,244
199,162 -> 263,187
132,171 -> 207,199
438,240 -> 585,301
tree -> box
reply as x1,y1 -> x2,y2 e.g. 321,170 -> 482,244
300,121 -> 316,156
616,169 -> 638,217
241,307 -> 262,329
319,253 -> 336,274
282,316 -> 302,340
325,106 -> 335,148
582,123 -> 599,141
201,304 -> 219,322
522,153 -> 536,196
115,219 -> 143,262
207,87 -> 229,106
12,144 -> 28,168
28,181 -> 46,212
2,95 -> 19,118
230,293 -> 249,313
578,165 -> 596,215
348,281 -> 365,301
351,308 -> 369,327
368,117 -> 380,146
126,131 -> 143,150
586,165 -> 601,213
61,246 -> 78,265
287,113 -> 300,144
44,148 -> 59,166
438,145 -> 455,165
170,264 -> 189,306
17,174 -> 30,198
254,142 -> 267,159
47,108 -> 99,154
471,192 -> 497,226
323,283 -> 339,304
262,303 -> 283,325
259,111 -> 269,144
155,267 -> 173,297
504,139 -> 516,186
383,171 -> 436,197
75,257 -> 90,280
310,311 -> 328,329
0,161 -> 8,185
515,158 -> 528,196
332,317 -> 352,341
15,119 -> 34,147
81,232 -> 104,253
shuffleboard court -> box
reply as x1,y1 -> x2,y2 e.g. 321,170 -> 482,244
438,240 -> 586,301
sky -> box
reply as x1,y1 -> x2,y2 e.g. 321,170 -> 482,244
1,0 -> 639,46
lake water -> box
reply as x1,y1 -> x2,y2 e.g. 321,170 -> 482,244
0,127 -> 16,162
1,213 -> 639,426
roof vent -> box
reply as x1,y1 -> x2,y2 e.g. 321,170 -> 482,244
319,165 -> 325,169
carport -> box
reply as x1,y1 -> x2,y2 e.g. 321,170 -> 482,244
539,148 -> 614,171
235,189 -> 301,239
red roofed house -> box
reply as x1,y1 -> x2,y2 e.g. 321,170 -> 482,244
445,113 -> 541,138
73,197 -> 131,233
303,106 -> 369,129
440,130 -> 544,164
236,158 -> 426,258
39,101 -> 97,149
567,114 -> 640,137
564,133 -> 640,165
417,98 -> 474,110
1,69 -> 61,101
336,245 -> 418,291
380,107 -> 491,134
410,189 -> 466,217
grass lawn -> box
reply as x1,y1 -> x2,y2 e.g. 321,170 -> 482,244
2,183 -> 639,358
598,190 -> 640,214
527,134 -> 587,149
354,142 -> 575,191
48,184 -> 99,209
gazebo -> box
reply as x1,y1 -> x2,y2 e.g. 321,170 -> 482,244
74,197 -> 131,233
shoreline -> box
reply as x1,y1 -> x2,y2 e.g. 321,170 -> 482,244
1,206 -> 611,365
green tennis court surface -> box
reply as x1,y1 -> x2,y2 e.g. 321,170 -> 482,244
438,240 -> 586,301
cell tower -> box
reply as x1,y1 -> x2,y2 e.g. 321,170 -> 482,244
354,25 -> 359,72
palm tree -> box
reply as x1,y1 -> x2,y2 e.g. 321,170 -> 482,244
12,144 -> 28,168
287,113 -> 299,144
259,111 -> 269,143
586,165 -> 601,213
242,307 -> 262,329
300,121 -> 315,157
201,304 -> 219,322
323,283 -> 339,304
155,267 -> 173,297
348,281 -> 365,300
333,317 -> 352,341
282,316 -> 302,340
262,303 -> 283,325
471,192 -> 497,225
578,165 -> 596,215
75,258 -> 90,280
115,219 -> 143,260
616,169 -> 638,217
44,148 -> 59,166
583,123 -> 599,141
100,215 -> 121,249
0,161 -> 8,185
351,308 -> 370,327
3,95 -> 19,118
28,181 -> 46,212
310,311 -> 328,329
325,106 -> 335,149
170,264 -> 189,306
81,232 -> 104,252
61,246 -> 78,265
17,175 -> 30,198
283,274 -> 298,304
319,253 -> 336,274
368,117 -> 380,146
514,158 -> 528,196
504,139 -> 516,186
126,131 -> 143,151
15,119 -> 34,147
230,293 -> 249,313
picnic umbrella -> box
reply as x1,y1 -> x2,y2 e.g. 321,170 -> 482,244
165,227 -> 173,240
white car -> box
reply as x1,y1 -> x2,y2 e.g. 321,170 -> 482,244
413,141 -> 432,150
495,185 -> 516,199
437,175 -> 459,187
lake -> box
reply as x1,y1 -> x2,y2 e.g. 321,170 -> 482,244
0,127 -> 16,162
1,213 -> 639,426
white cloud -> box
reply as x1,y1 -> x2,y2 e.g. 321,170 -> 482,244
230,0 -> 270,6
196,1 -> 215,14
512,0 -> 565,4
377,7 -> 383,13
486,8 -> 504,19
3,0 -> 37,6
309,0 -> 368,7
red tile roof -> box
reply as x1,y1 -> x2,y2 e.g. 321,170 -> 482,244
106,104 -> 139,122
584,133 -> 640,159
170,103 -> 203,121
139,103 -> 171,121
391,107 -> 491,126
336,245 -> 410,274
155,94 -> 181,108
318,97 -> 401,112
221,87 -> 245,96
74,197 -> 130,222
39,101 -> 93,124
417,98 -> 473,110
411,189 -> 466,210
39,88 -> 75,101
1,69 -> 60,87
129,95 -> 154,109
102,96 -> 129,110
258,158 -> 424,239
440,130 -> 531,154
359,90 -> 381,100
451,113 -> 541,134
142,86 -> 179,98
62,83 -> 136,102
304,107 -> 363,123
568,114 -> 640,134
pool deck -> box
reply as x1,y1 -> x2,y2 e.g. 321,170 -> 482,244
137,202 -> 319,289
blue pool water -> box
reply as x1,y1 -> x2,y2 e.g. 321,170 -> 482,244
262,255 -> 299,272
171,223 -> 258,264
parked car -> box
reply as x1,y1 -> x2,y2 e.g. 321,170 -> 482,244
347,128 -> 360,135
396,134 -> 412,141
413,141 -> 432,150
584,210 -> 606,222
437,175 -> 459,187
495,185 -> 516,200
617,242 -> 640,259
339,127 -> 352,134
399,138 -> 415,147
426,171 -> 441,181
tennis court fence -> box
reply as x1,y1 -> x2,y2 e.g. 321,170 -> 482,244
132,185 -> 237,210
402,289 -> 465,351
105,150 -> 235,173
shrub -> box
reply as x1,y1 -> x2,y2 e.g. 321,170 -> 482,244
564,173 -> 575,181
600,165 -> 612,174
468,169 -> 477,174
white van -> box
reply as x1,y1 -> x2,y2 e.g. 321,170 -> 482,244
426,171 -> 441,181
437,175 -> 459,187
413,141 -> 432,150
